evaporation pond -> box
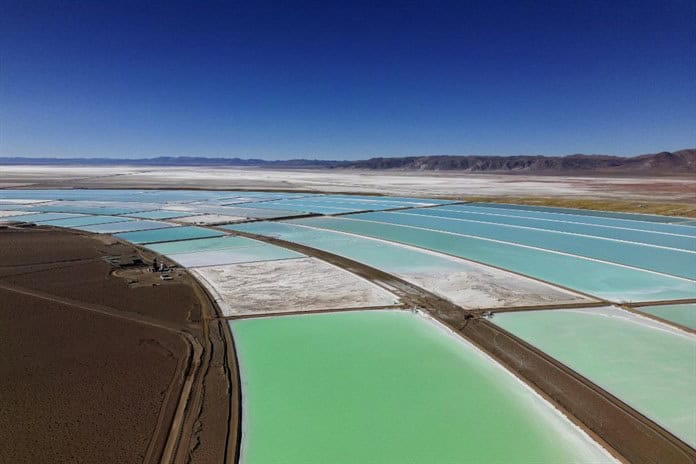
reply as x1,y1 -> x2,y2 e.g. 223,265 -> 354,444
169,245 -> 302,267
39,215 -> 134,228
637,303 -> 696,330
115,225 -> 224,244
146,235 -> 262,255
230,310 -> 614,464
494,307 -> 696,447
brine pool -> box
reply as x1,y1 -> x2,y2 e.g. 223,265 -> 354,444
494,307 -> 696,447
284,216 -> 696,301
230,310 -> 615,464
636,303 -> 696,330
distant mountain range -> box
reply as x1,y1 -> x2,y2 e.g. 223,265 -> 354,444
2,149 -> 694,175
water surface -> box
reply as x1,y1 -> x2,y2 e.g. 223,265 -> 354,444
231,310 -> 614,464
494,307 -> 696,447
636,303 -> 696,330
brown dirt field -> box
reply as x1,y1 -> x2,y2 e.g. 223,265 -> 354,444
0,227 -> 237,464
0,288 -> 187,464
1,262 -> 203,326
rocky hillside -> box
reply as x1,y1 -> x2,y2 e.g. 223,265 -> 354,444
2,149 -> 694,175
346,149 -> 696,174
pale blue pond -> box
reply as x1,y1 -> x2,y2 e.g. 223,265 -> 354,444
0,212 -> 86,222
285,217 -> 696,302
29,204 -> 156,216
0,204 -> 39,211
322,194 -> 453,205
468,202 -> 689,224
38,215 -> 135,227
351,212 -> 696,279
126,210 -> 198,220
115,226 -> 225,244
635,303 -> 696,330
407,207 -> 696,251
161,204 -> 301,219
77,220 -> 174,234
168,245 -> 303,267
454,204 -> 696,237
252,196 -> 450,214
224,222 -> 586,308
206,205 -> 302,218
145,236 -> 260,254
224,222 -> 472,274
251,201 -> 354,214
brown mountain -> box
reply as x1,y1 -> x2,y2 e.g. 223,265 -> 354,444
345,149 -> 696,174
2,149 -> 694,175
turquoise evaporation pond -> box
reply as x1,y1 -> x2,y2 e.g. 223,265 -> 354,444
286,217 -> 696,301
636,303 -> 696,330
203,205 -> 302,219
168,245 -> 303,267
251,200 -> 357,214
352,211 -> 696,279
0,212 -> 86,222
458,204 -> 696,237
146,235 -> 261,255
35,205 -> 158,216
494,307 -> 696,447
115,226 -> 224,244
231,310 -> 614,464
223,222 -> 474,276
76,220 -> 173,234
253,196 -> 448,214
169,204 -> 301,219
467,202 -> 692,224
324,194 -> 453,205
126,210 -> 197,220
0,204 -> 41,211
261,197 -> 440,210
408,207 -> 696,251
33,205 -> 157,215
37,215 -> 135,228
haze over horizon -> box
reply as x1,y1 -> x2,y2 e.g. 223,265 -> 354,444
1,1 -> 694,160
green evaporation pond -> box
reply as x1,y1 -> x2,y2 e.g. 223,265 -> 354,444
637,303 -> 696,330
115,226 -> 224,244
289,217 -> 696,302
231,311 -> 614,464
494,307 -> 696,447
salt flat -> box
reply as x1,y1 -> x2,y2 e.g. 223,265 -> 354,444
2,165 -> 693,203
193,257 -> 399,316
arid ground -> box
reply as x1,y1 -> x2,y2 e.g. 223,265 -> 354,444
0,226 -> 238,464
2,165 -> 695,215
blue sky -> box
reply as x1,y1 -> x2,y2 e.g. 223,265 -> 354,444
1,0 -> 694,159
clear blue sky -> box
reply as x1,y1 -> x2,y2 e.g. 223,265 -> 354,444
1,0 -> 694,159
